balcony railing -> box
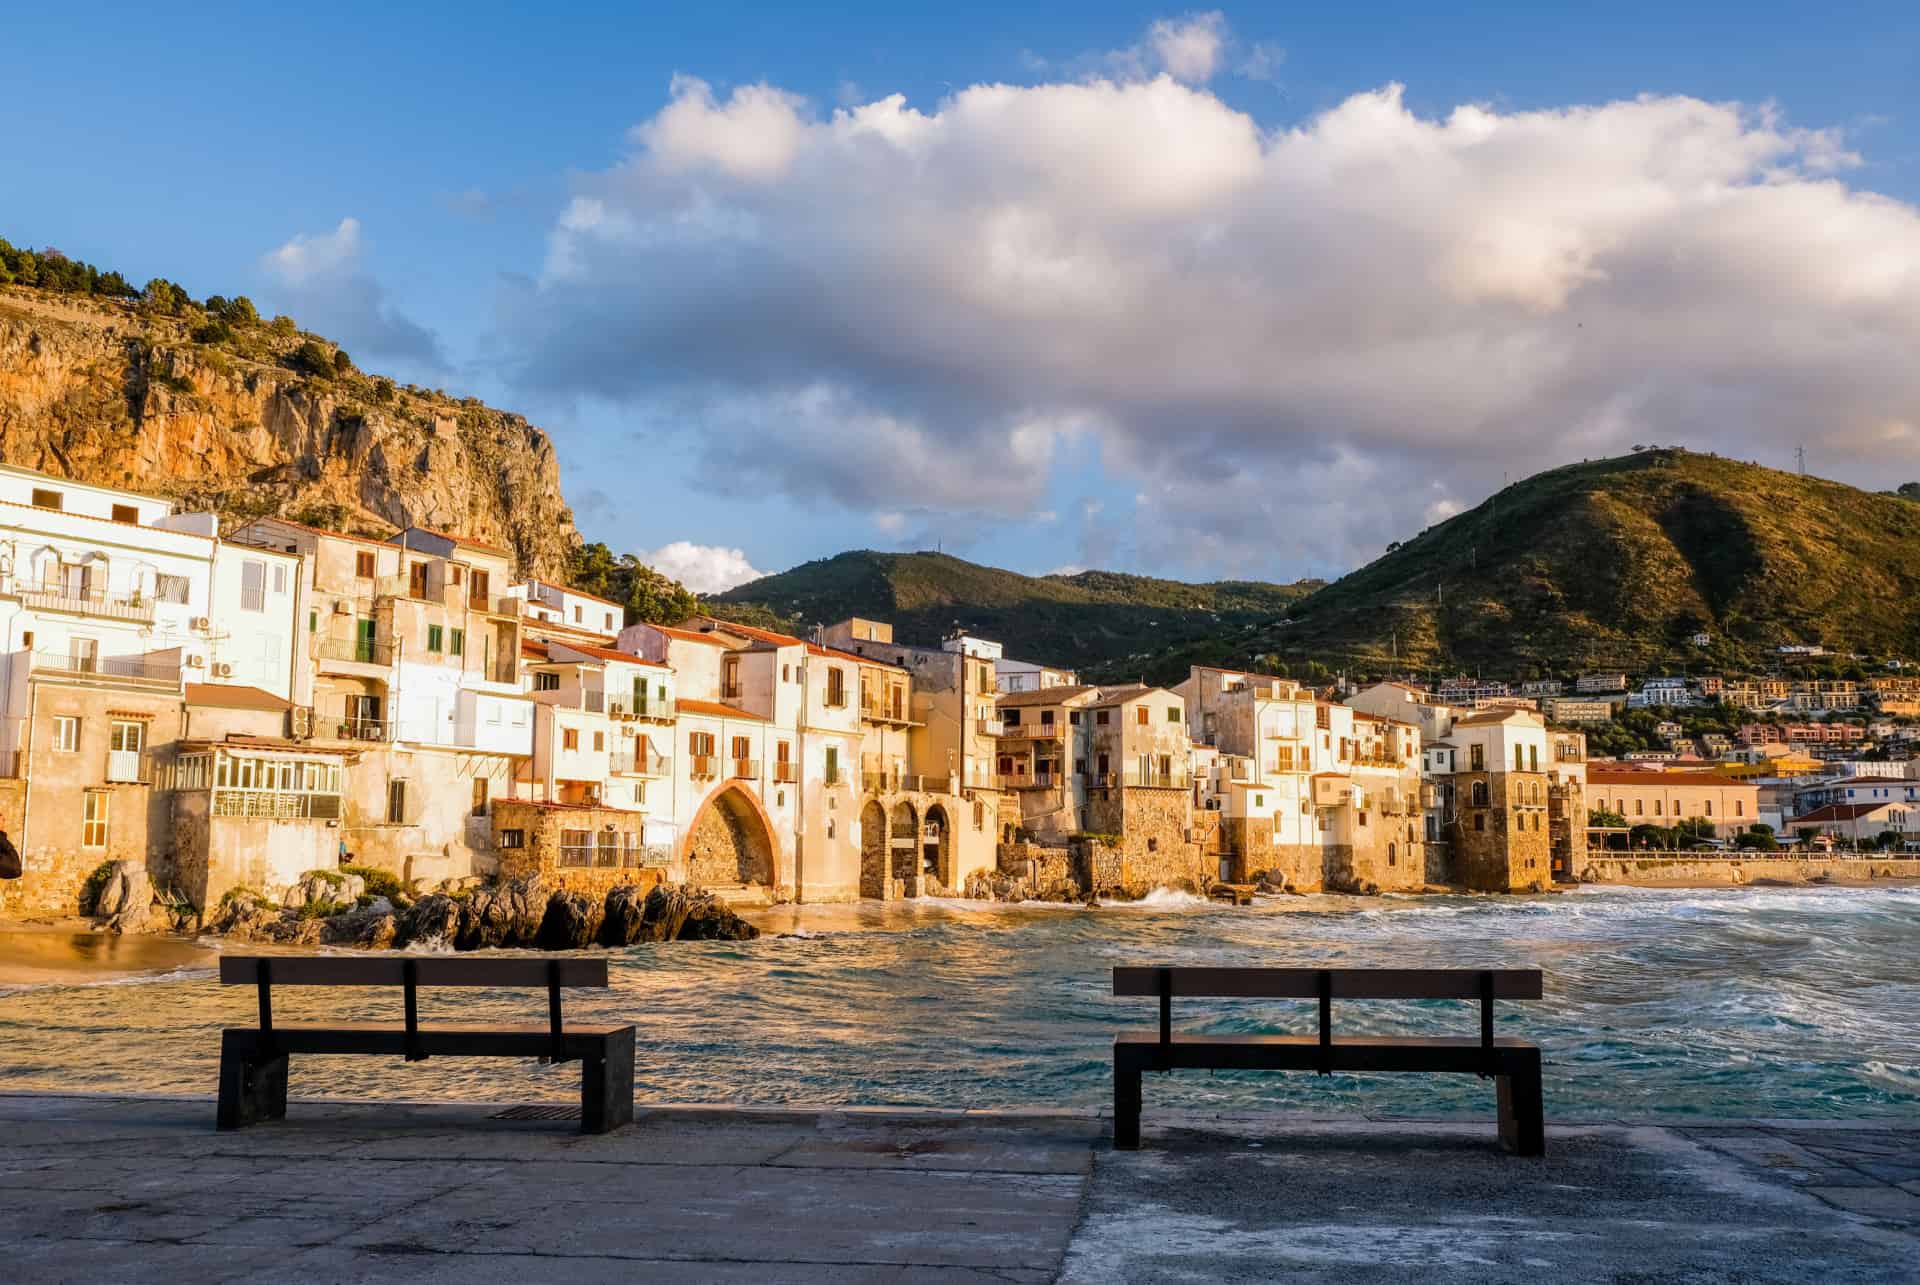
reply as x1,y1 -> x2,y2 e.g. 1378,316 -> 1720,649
690,754 -> 717,779
31,651 -> 180,685
773,761 -> 796,783
731,758 -> 759,779
976,718 -> 1004,737
582,689 -> 606,714
998,722 -> 1064,740
1102,767 -> 1190,789
999,773 -> 1058,791
609,752 -> 670,776
862,770 -> 941,794
377,574 -> 445,605
106,750 -> 150,784
317,637 -> 393,666
610,698 -> 676,720
859,692 -> 917,724
334,717 -> 398,742
13,581 -> 157,624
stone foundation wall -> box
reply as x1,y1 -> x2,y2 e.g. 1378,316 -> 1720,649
0,777 -> 100,917
493,802 -> 661,897
1578,856 -> 1918,886
1331,811 -> 1424,893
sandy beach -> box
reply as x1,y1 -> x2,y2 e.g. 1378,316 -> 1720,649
0,922 -> 215,989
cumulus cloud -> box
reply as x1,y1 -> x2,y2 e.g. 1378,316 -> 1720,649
261,218 -> 447,368
500,57 -> 1920,579
640,541 -> 766,594
1146,12 -> 1228,83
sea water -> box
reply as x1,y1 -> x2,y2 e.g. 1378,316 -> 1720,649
1,884 -> 1915,1119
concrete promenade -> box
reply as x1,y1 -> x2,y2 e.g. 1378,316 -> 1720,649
1,1093 -> 1915,1282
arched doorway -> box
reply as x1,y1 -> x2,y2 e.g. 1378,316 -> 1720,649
890,800 -> 919,898
859,799 -> 889,900
922,803 -> 952,892
682,785 -> 776,888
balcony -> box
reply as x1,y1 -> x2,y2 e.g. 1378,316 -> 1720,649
376,574 -> 445,605
773,761 -> 796,784
316,637 -> 393,667
609,752 -> 670,777
610,698 -> 676,721
690,754 -> 717,780
106,750 -> 151,784
1012,774 -> 1060,791
1108,767 -> 1190,790
859,691 -> 917,725
334,717 -> 398,743
976,718 -> 1005,738
31,651 -> 179,687
731,758 -> 759,780
998,722 -> 1065,740
13,581 -> 156,625
862,770 -> 940,795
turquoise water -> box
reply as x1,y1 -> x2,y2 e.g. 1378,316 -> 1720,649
2,884 -> 1916,1119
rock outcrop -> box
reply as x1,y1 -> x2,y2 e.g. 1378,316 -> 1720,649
0,288 -> 578,577
92,860 -> 157,934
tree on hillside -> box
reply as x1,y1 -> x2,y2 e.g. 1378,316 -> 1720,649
568,542 -> 698,627
291,340 -> 335,377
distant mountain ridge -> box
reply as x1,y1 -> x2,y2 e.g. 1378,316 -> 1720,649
715,453 -> 1920,684
709,551 -> 1322,679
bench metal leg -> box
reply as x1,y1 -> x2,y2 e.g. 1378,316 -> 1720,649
1496,1055 -> 1545,1157
217,1034 -> 288,1131
1113,1051 -> 1143,1150
580,1029 -> 634,1134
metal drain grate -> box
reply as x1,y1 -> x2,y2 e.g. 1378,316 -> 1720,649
489,1104 -> 583,1122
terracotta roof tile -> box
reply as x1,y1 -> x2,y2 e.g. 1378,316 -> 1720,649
184,683 -> 292,712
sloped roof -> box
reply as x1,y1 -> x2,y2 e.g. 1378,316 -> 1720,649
646,623 -> 733,648
997,684 -> 1099,708
184,683 -> 291,712
549,640 -> 669,669
1793,802 -> 1901,823
675,699 -> 769,722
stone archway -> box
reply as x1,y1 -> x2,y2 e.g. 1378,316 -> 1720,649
859,799 -> 890,900
681,784 -> 777,889
890,800 -> 920,898
922,803 -> 953,892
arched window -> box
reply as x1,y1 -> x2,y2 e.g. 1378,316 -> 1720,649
1471,781 -> 1489,807
1387,843 -> 1397,867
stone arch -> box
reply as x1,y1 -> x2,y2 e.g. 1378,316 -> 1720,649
890,799 -> 920,898
678,782 -> 778,891
859,799 -> 889,900
922,803 -> 953,892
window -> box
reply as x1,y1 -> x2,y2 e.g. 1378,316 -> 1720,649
1474,812 -> 1485,832
593,731 -> 605,752
499,828 -> 524,849
110,720 -> 144,754
604,613 -> 615,631
690,731 -> 715,756
1704,800 -> 1713,817
427,625 -> 444,653
723,658 -> 741,698
782,664 -> 791,682
563,728 -> 579,751
31,488 -> 62,511
82,791 -> 108,848
272,564 -> 288,595
1039,710 -> 1054,725
53,716 -> 79,753
1528,745 -> 1538,772
470,569 -> 490,603
1136,707 -> 1149,726
1004,709 -> 1022,727
1515,745 -> 1524,772
824,746 -> 840,785
240,560 -> 265,612
1358,810 -> 1367,827
573,605 -> 583,623
355,550 -> 376,578
308,610 -> 317,634
1096,710 -> 1110,726
826,667 -> 846,707
157,574 -> 190,605
1635,800 -> 1645,816
1167,707 -> 1182,722
1070,711 -> 1082,725
534,671 -> 559,691
450,628 -> 465,657
1097,753 -> 1110,777
387,779 -> 408,823
1654,800 -> 1663,816
1735,800 -> 1745,817
110,503 -> 138,524
559,829 -> 593,866
1471,781 -> 1488,807
1470,744 -> 1485,771
472,777 -> 489,817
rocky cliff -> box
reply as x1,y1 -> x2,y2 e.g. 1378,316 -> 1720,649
0,287 -> 578,576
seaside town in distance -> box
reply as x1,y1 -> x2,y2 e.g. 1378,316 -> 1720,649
0,459 -> 1911,932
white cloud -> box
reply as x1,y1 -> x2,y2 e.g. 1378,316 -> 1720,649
260,219 -> 446,368
503,59 -> 1920,579
1147,12 -> 1228,84
640,541 -> 766,594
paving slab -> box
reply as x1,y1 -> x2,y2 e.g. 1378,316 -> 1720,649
0,1094 -> 1914,1283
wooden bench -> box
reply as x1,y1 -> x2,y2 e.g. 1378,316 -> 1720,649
216,955 -> 635,1134
1113,966 -> 1545,1155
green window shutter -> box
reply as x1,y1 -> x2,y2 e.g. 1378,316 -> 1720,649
451,628 -> 465,657
427,625 -> 443,653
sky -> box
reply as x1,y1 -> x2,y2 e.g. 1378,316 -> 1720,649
5,3 -> 1918,592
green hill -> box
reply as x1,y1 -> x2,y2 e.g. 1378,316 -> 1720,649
708,551 -> 1321,679
1187,449 -> 1920,680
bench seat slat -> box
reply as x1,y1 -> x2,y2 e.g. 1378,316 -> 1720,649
219,956 -> 611,989
1114,1030 -> 1539,1074
1115,1032 -> 1536,1049
1112,967 -> 1542,1000
223,1022 -> 631,1059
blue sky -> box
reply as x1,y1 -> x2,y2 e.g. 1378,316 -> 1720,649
5,3 -> 1918,590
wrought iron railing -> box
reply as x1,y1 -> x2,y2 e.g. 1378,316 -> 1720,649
13,581 -> 156,624
317,637 -> 392,665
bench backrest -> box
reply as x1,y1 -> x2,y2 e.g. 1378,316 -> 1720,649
1114,965 -> 1542,1069
220,955 -> 610,1064
219,956 -> 609,988
1112,967 -> 1541,1000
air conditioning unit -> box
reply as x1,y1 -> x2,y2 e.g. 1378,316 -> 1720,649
609,702 -> 625,716
190,616 -> 210,631
213,662 -> 234,678
333,600 -> 351,614
186,655 -> 205,669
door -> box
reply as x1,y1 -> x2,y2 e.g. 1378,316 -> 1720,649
409,561 -> 430,599
354,618 -> 376,663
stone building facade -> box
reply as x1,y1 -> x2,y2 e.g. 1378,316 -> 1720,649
492,799 -> 661,899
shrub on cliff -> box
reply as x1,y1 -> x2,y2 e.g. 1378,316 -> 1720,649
291,340 -> 335,377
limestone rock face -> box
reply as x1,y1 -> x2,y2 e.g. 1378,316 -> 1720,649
534,891 -> 603,951
456,876 -> 547,950
0,289 -> 579,577
396,893 -> 462,948
93,861 -> 156,934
